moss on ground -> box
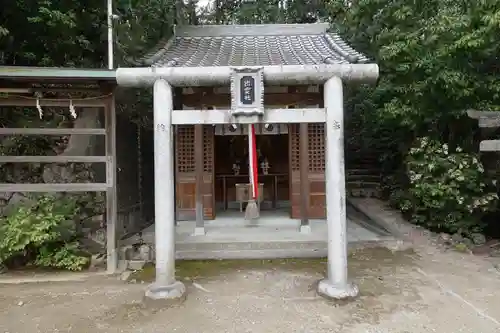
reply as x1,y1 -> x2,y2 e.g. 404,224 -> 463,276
127,247 -> 416,283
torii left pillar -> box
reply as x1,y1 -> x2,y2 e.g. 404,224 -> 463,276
144,79 -> 186,302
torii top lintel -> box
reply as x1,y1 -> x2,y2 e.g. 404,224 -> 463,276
116,23 -> 379,87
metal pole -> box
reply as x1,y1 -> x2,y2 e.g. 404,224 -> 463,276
107,0 -> 114,69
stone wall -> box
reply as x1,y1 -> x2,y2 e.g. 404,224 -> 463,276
0,107 -> 146,256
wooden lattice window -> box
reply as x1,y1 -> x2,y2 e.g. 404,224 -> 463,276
176,125 -> 195,172
203,126 -> 214,172
308,123 -> 325,172
290,124 -> 300,171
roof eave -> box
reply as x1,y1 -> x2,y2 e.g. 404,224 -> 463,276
0,67 -> 116,82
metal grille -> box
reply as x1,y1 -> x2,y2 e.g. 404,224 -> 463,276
203,126 -> 214,172
308,123 -> 325,172
290,124 -> 300,171
176,125 -> 195,172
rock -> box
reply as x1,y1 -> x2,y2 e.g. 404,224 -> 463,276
42,164 -> 76,184
89,253 -> 106,270
470,233 -> 486,246
451,233 -> 464,243
0,192 -> 34,216
453,243 -> 471,253
490,248 -> 500,257
121,245 -> 135,260
438,233 -> 452,244
81,226 -> 106,248
128,260 -> 147,271
461,237 -> 474,249
138,244 -> 153,261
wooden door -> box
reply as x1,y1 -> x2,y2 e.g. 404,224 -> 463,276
289,123 -> 326,219
175,125 -> 215,220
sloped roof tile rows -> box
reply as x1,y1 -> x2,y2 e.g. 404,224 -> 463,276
139,23 -> 370,67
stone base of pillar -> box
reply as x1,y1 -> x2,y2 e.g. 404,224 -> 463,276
193,227 -> 206,236
317,279 -> 359,300
299,225 -> 311,234
144,280 -> 187,303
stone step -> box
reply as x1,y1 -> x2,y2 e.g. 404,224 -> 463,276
346,174 -> 381,182
346,168 -> 382,175
120,240 -> 328,262
346,181 -> 381,189
119,237 -> 394,264
346,162 -> 382,169
348,188 -> 382,198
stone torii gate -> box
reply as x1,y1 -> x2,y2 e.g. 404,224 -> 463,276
116,23 -> 379,301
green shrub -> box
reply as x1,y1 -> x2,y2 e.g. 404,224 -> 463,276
394,137 -> 498,235
0,195 -> 90,271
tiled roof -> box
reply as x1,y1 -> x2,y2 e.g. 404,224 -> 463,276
140,23 -> 370,67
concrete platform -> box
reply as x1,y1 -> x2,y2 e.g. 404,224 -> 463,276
121,209 -> 396,260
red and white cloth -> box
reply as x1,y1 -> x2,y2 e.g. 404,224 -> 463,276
247,124 -> 259,202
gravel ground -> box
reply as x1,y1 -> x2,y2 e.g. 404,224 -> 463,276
0,243 -> 500,333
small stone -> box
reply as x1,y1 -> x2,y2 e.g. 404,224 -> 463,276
470,233 -> 486,246
438,233 -> 451,244
89,253 -> 106,269
138,244 -> 152,261
17,301 -> 24,306
491,248 -> 500,257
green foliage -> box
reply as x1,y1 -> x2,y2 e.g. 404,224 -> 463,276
326,0 -> 500,234
35,242 -> 90,271
394,137 -> 498,235
0,195 -> 89,271
328,0 -> 500,140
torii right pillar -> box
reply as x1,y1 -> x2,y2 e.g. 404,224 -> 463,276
317,76 -> 359,300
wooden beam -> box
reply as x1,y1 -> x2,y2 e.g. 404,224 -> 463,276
0,98 -> 108,107
182,92 -> 321,107
171,108 -> 326,125
0,155 -> 107,163
0,183 -> 108,192
105,97 -> 118,274
0,128 -> 105,135
194,124 -> 204,233
480,140 -> 500,151
0,80 -> 101,92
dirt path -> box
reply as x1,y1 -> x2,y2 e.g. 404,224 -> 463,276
1,241 -> 500,333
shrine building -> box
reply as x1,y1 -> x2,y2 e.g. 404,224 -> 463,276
116,23 -> 378,301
